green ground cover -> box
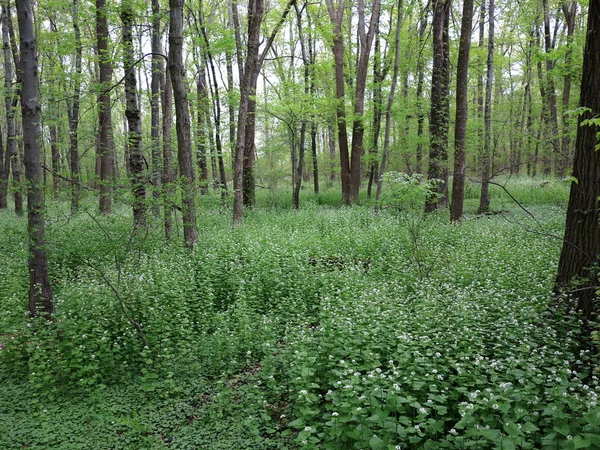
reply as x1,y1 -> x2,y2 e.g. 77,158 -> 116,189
1,179 -> 598,449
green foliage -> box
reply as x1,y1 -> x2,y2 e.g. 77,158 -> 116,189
1,185 -> 598,448
379,172 -> 442,212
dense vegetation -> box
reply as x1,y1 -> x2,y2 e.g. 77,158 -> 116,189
1,179 -> 599,449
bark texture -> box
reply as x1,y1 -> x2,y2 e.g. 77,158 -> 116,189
169,0 -> 198,248
16,0 -> 54,316
97,0 -> 113,214
555,0 -> 600,320
450,0 -> 474,222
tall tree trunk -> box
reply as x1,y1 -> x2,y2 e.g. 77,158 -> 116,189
197,4 -> 227,201
561,1 -> 577,174
162,61 -> 175,241
196,61 -> 209,194
415,9 -> 428,175
0,125 -> 6,209
17,0 -> 54,316
150,0 -> 162,216
233,0 -> 294,223
49,122 -> 60,199
542,0 -> 561,176
97,0 -> 112,214
3,5 -> 22,215
67,1 -> 81,213
293,2 -> 309,209
347,0 -> 381,203
478,0 -> 494,214
326,0 -> 350,199
425,0 -> 451,212
367,26 -> 382,199
450,0 -> 474,222
122,2 -> 146,229
169,0 -> 198,249
328,124 -> 336,183
555,0 -> 600,322
375,0 -> 403,203
233,0 -> 263,224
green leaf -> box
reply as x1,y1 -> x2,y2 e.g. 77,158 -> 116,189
574,435 -> 592,449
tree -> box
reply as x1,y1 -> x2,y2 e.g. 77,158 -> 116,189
425,0 -> 451,212
3,2 -> 23,216
554,0 -> 600,321
449,0 -> 474,222
122,1 -> 146,229
478,0 -> 494,214
375,0 -> 403,204
169,0 -> 198,248
150,0 -> 162,216
97,0 -> 113,214
16,0 -> 54,315
326,0 -> 381,205
232,0 -> 294,224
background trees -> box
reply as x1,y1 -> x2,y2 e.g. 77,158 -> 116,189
0,0 -> 589,226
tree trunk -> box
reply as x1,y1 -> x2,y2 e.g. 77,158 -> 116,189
162,60 -> 175,241
3,6 -> 22,215
150,0 -> 162,216
122,2 -> 146,229
415,10 -> 428,175
16,0 -> 54,316
367,26 -> 382,199
326,0 -> 350,200
169,0 -> 198,249
542,0 -> 561,176
347,0 -> 381,203
196,63 -> 209,194
0,126 -> 6,209
555,0 -> 600,322
97,0 -> 112,214
560,1 -> 577,174
450,0 -> 474,222
375,0 -> 403,204
233,0 -> 263,224
425,0 -> 451,212
478,0 -> 494,214
67,1 -> 81,213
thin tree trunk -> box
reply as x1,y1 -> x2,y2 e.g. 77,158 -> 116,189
348,0 -> 382,203
233,0 -> 263,224
560,1 -> 577,174
375,0 -> 403,203
169,0 -> 198,248
478,0 -> 494,214
97,0 -> 112,214
450,0 -> 474,222
122,2 -> 146,229
196,62 -> 209,194
3,5 -> 22,215
66,0 -> 82,213
367,26 -> 382,199
328,124 -> 336,183
162,61 -> 175,241
415,9 -> 428,175
0,125 -> 6,209
326,0 -> 350,200
150,0 -> 162,216
17,0 -> 54,316
542,0 -> 560,176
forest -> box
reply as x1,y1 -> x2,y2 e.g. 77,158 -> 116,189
0,0 -> 599,448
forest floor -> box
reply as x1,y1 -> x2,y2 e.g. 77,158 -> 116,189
1,178 -> 599,449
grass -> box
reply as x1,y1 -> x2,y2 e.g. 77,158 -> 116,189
0,177 -> 598,449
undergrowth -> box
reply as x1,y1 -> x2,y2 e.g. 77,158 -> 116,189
0,178 -> 597,449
